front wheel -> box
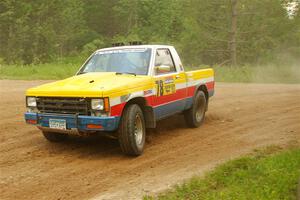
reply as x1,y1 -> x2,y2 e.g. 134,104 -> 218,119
118,104 -> 146,156
184,90 -> 207,128
42,131 -> 68,142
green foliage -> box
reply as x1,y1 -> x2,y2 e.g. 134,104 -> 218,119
144,147 -> 300,200
1,62 -> 299,84
81,38 -> 107,56
0,0 -> 299,66
0,0 -> 86,64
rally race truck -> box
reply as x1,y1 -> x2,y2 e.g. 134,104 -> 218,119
25,44 -> 214,156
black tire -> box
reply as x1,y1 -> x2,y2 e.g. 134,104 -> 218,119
42,131 -> 68,142
184,90 -> 207,128
118,104 -> 146,156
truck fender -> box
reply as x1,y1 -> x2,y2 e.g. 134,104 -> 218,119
122,96 -> 156,129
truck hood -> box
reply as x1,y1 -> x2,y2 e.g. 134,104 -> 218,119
26,72 -> 153,97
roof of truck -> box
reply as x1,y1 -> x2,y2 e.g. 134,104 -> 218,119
96,45 -> 174,52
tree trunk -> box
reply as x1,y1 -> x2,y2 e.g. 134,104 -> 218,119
230,0 -> 238,66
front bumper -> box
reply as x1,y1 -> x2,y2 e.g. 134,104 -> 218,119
24,112 -> 120,132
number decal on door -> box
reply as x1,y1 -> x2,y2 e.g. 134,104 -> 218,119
156,77 -> 176,97
156,80 -> 164,96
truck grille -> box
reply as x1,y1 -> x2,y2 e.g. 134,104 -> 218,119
36,97 -> 90,115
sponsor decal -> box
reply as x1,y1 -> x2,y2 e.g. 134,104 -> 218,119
155,76 -> 176,96
144,89 -> 153,96
164,76 -> 174,84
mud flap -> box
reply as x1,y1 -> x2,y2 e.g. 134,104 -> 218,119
144,106 -> 156,128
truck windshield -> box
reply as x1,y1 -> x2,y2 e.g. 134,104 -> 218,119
79,48 -> 151,75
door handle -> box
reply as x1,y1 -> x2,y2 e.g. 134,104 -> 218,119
175,75 -> 180,79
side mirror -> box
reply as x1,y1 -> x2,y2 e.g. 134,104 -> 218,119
155,65 -> 171,74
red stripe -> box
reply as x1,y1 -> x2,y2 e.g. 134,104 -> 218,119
110,102 -> 126,116
149,88 -> 187,107
187,86 -> 196,97
109,81 -> 214,117
206,81 -> 214,90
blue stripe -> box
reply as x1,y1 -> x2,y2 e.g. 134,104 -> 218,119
154,97 -> 193,120
24,113 -> 120,131
185,97 -> 193,110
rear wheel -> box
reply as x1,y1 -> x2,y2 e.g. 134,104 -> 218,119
42,131 -> 68,142
184,90 -> 207,128
118,104 -> 146,156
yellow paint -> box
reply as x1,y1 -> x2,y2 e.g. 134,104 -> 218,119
26,72 -> 153,98
186,68 -> 214,80
26,69 -> 214,99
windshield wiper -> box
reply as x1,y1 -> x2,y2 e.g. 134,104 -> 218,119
78,71 -> 88,75
115,72 -> 136,76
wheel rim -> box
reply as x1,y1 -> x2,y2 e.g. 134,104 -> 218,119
195,97 -> 205,122
134,114 -> 144,145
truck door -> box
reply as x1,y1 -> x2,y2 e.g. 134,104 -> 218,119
153,48 -> 187,120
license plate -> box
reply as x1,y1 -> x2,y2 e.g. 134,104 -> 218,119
49,119 -> 66,130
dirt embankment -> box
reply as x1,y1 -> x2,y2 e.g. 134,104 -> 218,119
0,80 -> 299,200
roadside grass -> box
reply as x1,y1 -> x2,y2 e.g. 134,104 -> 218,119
0,63 -> 80,80
213,64 -> 300,84
0,62 -> 299,83
189,64 -> 300,83
144,146 -> 300,200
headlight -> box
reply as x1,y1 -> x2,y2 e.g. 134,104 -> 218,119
27,97 -> 37,107
91,99 -> 104,110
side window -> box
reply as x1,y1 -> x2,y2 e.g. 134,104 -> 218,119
154,49 -> 176,75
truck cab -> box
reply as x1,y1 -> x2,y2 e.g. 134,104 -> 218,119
25,44 -> 214,156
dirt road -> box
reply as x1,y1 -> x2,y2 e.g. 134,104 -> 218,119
0,80 -> 299,200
